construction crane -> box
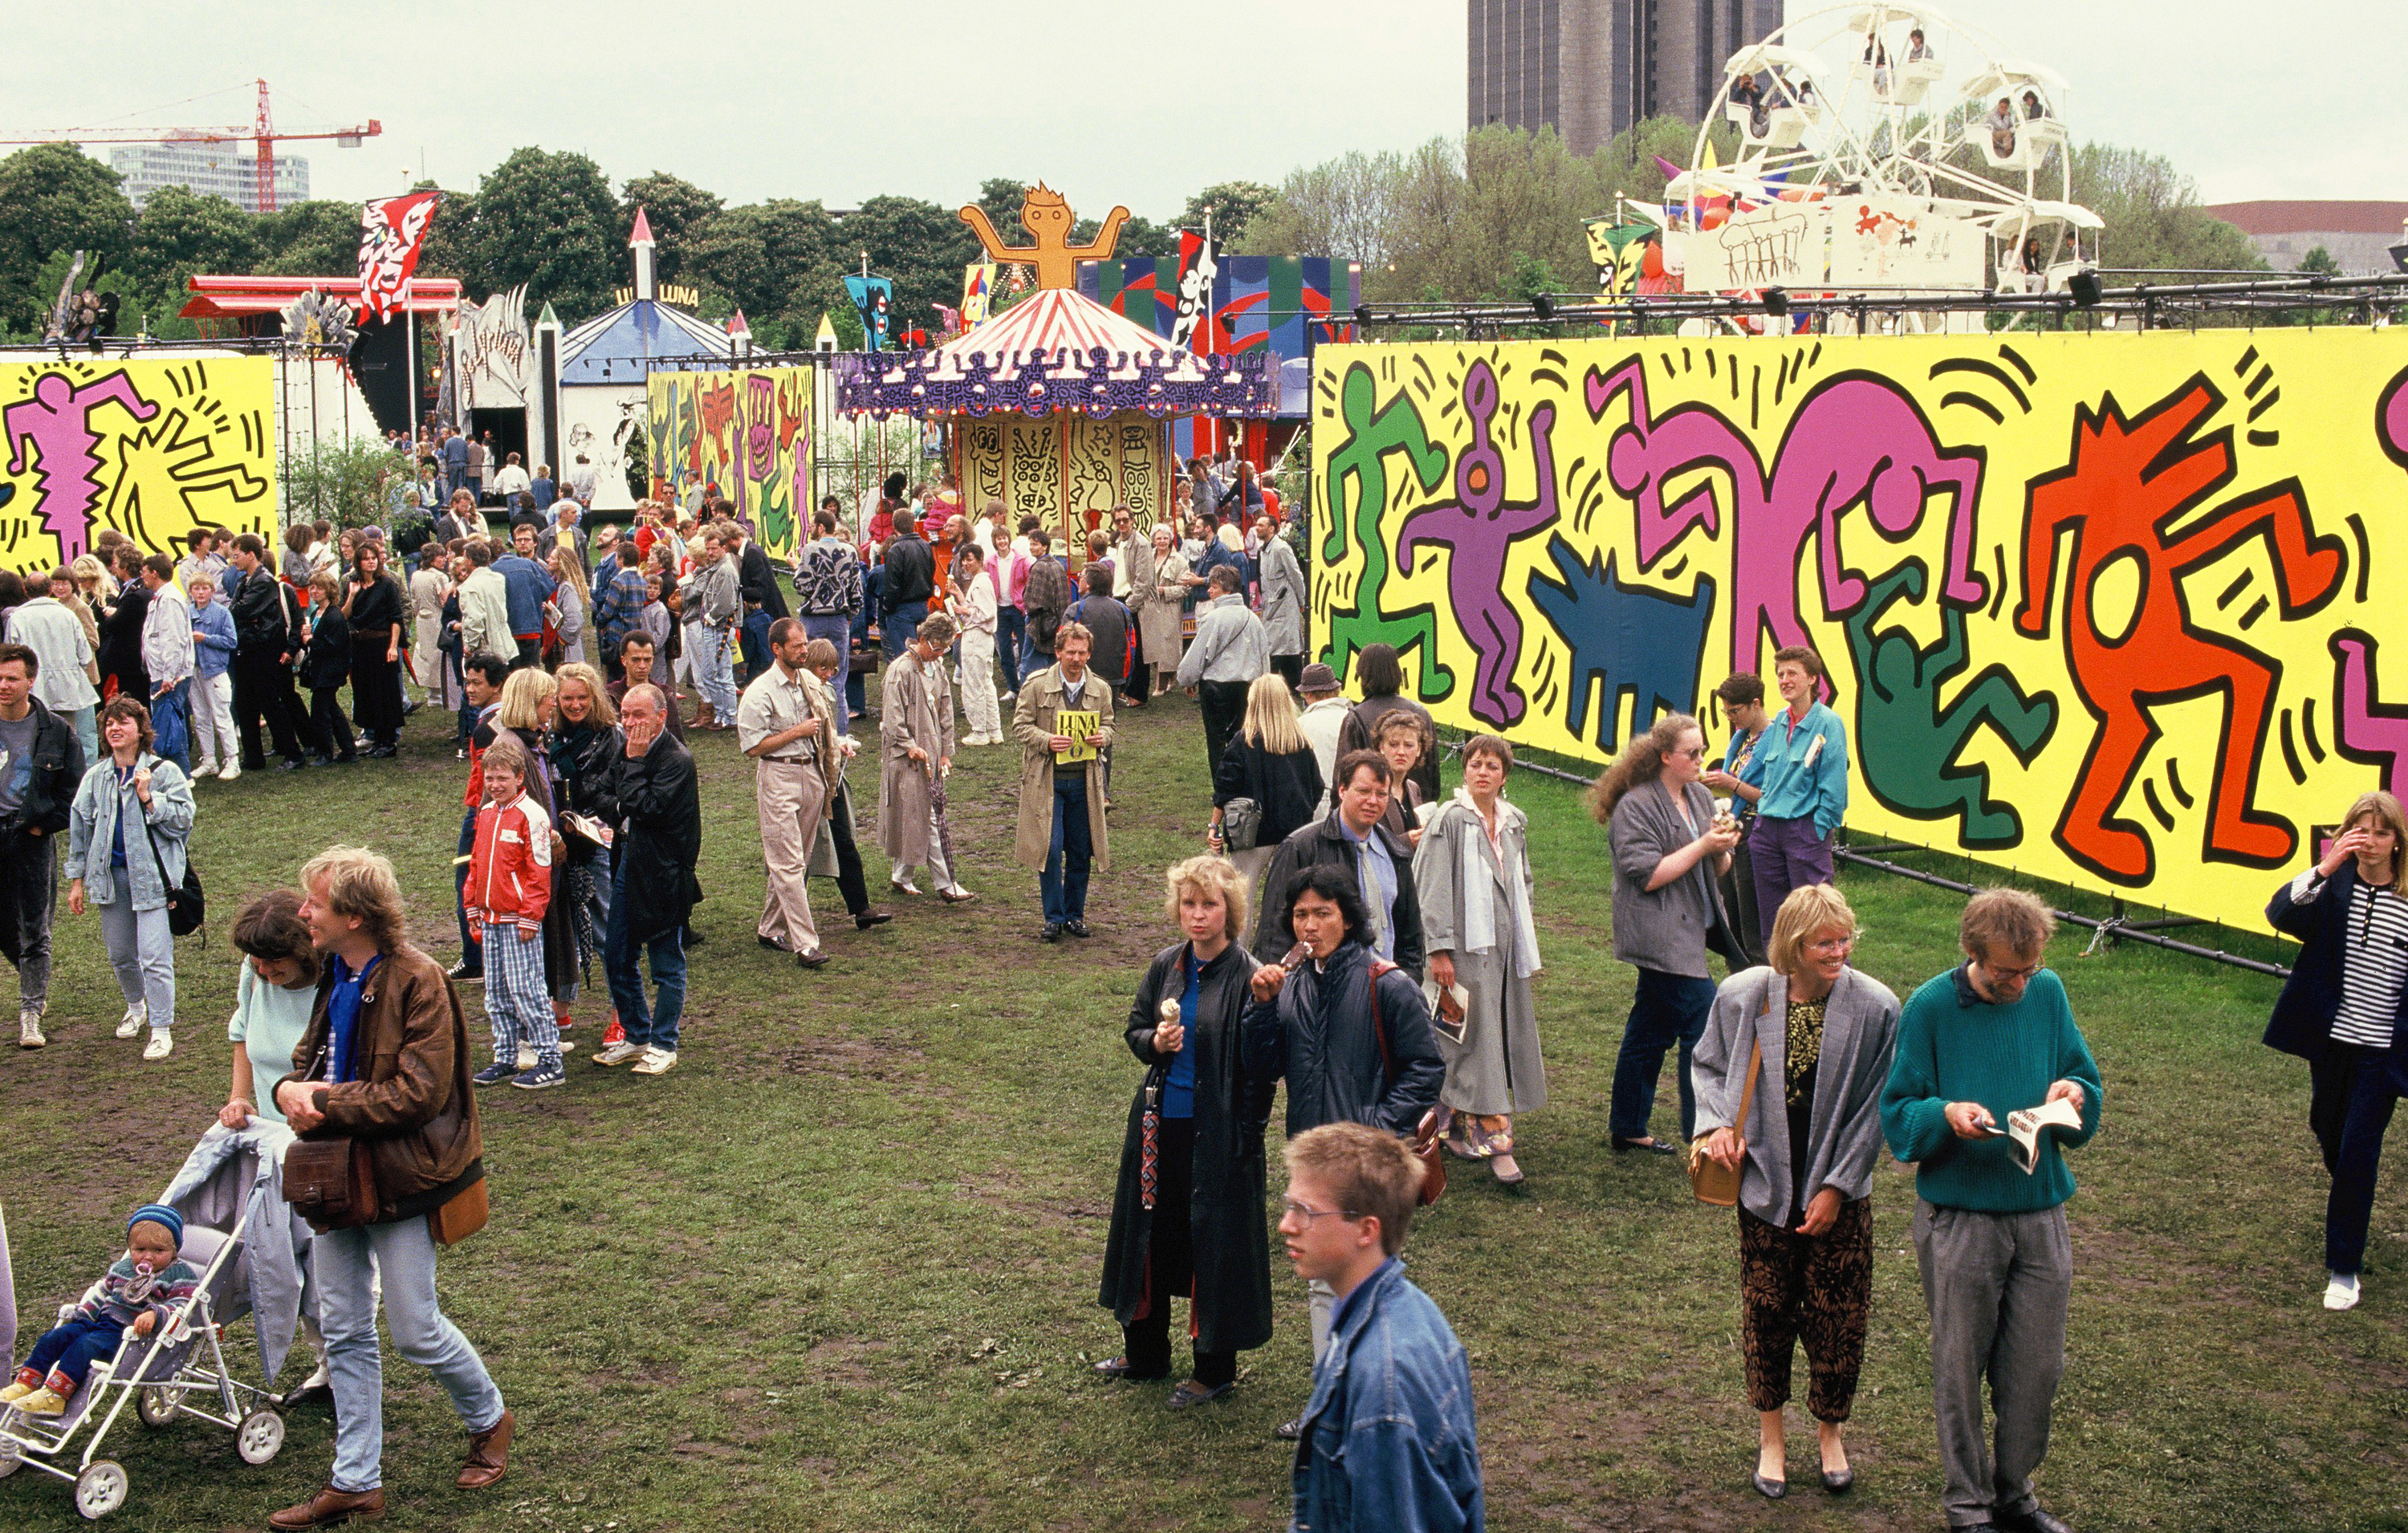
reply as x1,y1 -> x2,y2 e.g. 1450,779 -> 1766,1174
0,79 -> 380,213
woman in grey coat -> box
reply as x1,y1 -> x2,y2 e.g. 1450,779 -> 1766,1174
1692,882 -> 1899,1501
1414,733 -> 1544,1185
63,695 -> 195,1062
1595,712 -> 1740,1153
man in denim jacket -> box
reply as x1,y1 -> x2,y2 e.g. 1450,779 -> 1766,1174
1280,1121 -> 1483,1533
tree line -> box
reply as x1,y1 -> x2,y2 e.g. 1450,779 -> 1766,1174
0,122 -> 2260,344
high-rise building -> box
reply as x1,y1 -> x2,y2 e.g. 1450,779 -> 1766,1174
106,144 -> 309,213
1468,0 -> 1786,156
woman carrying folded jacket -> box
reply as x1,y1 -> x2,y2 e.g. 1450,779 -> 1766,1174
1691,882 -> 1899,1499
1096,856 -> 1274,1409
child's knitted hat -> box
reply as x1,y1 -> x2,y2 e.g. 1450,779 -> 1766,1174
127,1203 -> 184,1250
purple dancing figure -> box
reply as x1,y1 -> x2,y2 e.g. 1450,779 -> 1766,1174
1397,359 -> 1563,727
4,371 -> 159,567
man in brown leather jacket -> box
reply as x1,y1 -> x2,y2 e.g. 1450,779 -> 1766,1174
269,845 -> 510,1528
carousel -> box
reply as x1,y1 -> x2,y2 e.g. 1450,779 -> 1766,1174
833,285 -> 1276,561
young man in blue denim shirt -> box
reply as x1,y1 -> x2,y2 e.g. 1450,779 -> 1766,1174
1280,1121 -> 1483,1533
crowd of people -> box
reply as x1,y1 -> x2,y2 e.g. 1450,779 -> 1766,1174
1,436 -> 2396,1533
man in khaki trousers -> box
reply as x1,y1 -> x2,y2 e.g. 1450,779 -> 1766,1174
737,617 -> 832,969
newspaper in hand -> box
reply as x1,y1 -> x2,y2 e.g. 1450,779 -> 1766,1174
2006,1096 -> 2084,1174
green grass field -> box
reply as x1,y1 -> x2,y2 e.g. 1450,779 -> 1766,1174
2,689 -> 2405,1532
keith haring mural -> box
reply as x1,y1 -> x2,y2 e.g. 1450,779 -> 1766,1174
0,358 -> 277,578
1312,333 -> 2408,935
645,366 -> 812,562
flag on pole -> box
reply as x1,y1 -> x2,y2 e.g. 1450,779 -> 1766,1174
358,192 -> 443,320
1171,229 -> 1219,353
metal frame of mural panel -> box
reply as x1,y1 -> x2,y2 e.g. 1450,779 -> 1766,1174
1311,331 -> 2408,937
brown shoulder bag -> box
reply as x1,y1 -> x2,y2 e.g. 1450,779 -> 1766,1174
1688,1037 -> 1762,1208
1367,960 -> 1447,1207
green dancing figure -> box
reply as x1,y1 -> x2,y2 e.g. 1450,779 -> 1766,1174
1318,362 -> 1451,700
1844,562 -> 2057,848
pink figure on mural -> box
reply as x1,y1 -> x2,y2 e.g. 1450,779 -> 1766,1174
2332,633 -> 2408,799
1586,359 -> 1987,684
4,371 -> 160,566
1395,358 -> 1562,727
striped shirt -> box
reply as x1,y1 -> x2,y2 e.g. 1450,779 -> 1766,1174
2296,870 -> 2408,1047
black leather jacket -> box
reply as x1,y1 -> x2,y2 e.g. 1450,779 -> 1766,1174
1,696 -> 85,837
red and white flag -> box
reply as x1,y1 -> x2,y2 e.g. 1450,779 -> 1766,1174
357,192 -> 442,319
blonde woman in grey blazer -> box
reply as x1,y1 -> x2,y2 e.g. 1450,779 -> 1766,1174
1692,882 -> 1899,1502
1594,713 -> 1740,1153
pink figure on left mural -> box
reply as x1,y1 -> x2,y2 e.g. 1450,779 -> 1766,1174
1588,359 -> 1988,685
4,370 -> 160,567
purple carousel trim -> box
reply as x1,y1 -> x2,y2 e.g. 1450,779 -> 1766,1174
832,346 -> 1279,419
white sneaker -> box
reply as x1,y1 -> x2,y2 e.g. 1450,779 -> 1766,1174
192,760 -> 220,780
18,1010 -> 43,1049
143,1029 -> 173,1062
2325,1272 -> 2362,1311
516,1044 -> 536,1071
631,1047 -> 678,1076
590,1040 -> 646,1067
218,763 -> 241,783
116,1003 -> 147,1039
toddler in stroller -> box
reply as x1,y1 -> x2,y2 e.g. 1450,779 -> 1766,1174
2,1206 -> 197,1417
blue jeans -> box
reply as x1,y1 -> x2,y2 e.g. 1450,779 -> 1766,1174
452,810 -> 482,975
740,608 -> 774,683
881,599 -> 927,661
2326,1043 -> 2399,1275
315,1214 -> 505,1495
24,1314 -> 125,1389
1610,967 -> 1714,1141
995,606 -> 1027,691
605,860 -> 687,1052
1040,775 -> 1093,925
689,624 -> 740,722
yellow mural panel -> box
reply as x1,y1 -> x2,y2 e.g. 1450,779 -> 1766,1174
1310,331 -> 2408,934
0,356 -> 276,577
645,367 -> 813,562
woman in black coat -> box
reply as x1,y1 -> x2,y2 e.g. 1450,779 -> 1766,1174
343,541 -> 408,755
1209,673 -> 1324,883
1096,856 -> 1275,1407
97,547 -> 151,705
299,572 -> 356,763
2263,789 -> 2408,1310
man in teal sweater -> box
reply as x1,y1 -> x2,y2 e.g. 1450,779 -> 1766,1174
1881,888 -> 2102,1533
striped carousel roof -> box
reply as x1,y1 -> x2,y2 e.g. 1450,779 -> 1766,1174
836,284 -> 1278,420
929,287 -> 1202,375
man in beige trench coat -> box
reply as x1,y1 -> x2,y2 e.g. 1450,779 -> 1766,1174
1012,621 -> 1112,941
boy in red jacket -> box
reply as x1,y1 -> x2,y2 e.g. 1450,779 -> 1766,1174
463,734 -> 561,1089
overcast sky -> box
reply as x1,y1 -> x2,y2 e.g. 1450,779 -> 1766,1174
7,2 -> 2399,221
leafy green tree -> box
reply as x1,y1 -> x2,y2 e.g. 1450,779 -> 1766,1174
256,201 -> 365,279
689,198 -> 839,319
408,181 -> 483,299
974,178 -> 1027,238
620,172 -> 723,288
839,194 -> 980,344
1179,181 -> 1278,246
2296,246 -> 2341,276
471,148 -> 624,321
0,144 -> 136,335
2070,144 -> 2264,273
129,184 -> 262,290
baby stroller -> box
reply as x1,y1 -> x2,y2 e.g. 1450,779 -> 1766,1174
0,1132 -> 300,1520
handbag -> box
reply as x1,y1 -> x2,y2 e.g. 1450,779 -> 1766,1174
1220,795 -> 1263,852
284,1133 -> 380,1233
1688,1036 -> 1762,1207
429,1177 -> 490,1246
138,767 -> 205,937
1367,959 -> 1446,1206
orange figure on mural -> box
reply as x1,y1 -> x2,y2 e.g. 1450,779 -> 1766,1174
957,184 -> 1130,291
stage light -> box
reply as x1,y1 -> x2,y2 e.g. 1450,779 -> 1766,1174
1761,288 -> 1790,316
1532,294 -> 1556,320
2068,269 -> 2102,308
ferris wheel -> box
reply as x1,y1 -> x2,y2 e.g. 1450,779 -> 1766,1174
1672,3 -> 2099,303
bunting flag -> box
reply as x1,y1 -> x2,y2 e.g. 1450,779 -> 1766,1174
1171,229 -> 1219,353
357,192 -> 442,320
961,263 -> 995,330
843,274 -> 895,352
